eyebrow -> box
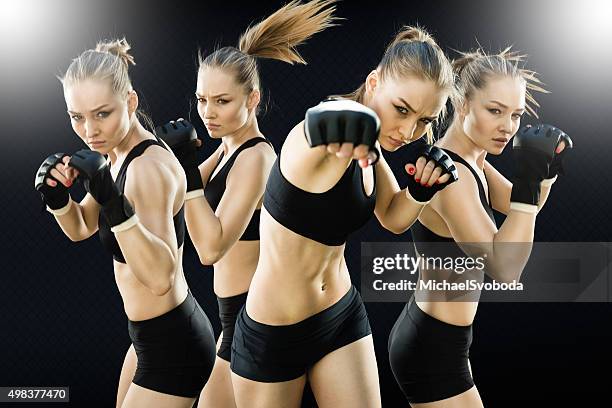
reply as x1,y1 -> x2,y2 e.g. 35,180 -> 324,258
490,100 -> 525,112
398,97 -> 439,121
195,93 -> 230,98
67,104 -> 110,114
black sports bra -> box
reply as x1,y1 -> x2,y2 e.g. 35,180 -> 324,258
204,137 -> 273,241
263,153 -> 376,246
98,139 -> 185,263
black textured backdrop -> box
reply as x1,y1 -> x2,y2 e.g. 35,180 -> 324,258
1,0 -> 611,406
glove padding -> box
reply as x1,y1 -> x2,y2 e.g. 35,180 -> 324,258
69,149 -> 135,228
405,145 -> 458,203
545,127 -> 572,179
34,153 -> 70,210
304,99 -> 381,165
511,124 -> 572,205
155,119 -> 203,192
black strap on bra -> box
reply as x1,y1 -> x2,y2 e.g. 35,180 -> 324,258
206,137 -> 273,186
443,150 -> 494,223
115,139 -> 160,191
204,137 -> 273,241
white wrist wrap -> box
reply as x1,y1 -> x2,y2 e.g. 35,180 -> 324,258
510,202 -> 538,214
110,214 -> 140,233
185,189 -> 205,201
541,176 -> 558,188
47,200 -> 72,216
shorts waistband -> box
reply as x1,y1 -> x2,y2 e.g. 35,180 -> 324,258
128,290 -> 196,330
242,285 -> 359,334
217,291 -> 248,306
407,295 -> 472,333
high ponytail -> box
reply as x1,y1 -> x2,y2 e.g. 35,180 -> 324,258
199,0 -> 338,99
380,25 -> 454,90
238,0 -> 337,64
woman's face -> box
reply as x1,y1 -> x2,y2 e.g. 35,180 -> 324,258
64,78 -> 135,155
460,75 -> 526,155
365,71 -> 448,152
196,67 -> 258,139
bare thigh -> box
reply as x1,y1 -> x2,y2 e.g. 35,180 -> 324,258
117,344 -> 137,408
121,383 -> 195,408
410,358 -> 482,408
198,335 -> 235,408
410,386 -> 484,408
308,335 -> 381,408
231,372 -> 306,408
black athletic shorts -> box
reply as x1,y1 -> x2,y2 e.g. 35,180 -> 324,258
388,295 -> 474,403
128,290 -> 216,397
216,291 -> 248,362
231,285 -> 371,382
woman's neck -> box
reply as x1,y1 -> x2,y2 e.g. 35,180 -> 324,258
221,115 -> 262,155
438,119 -> 487,170
109,119 -> 152,165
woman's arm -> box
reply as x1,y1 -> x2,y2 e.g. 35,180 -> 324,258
186,144 -> 275,265
117,156 -> 182,296
374,153 -> 425,234
50,194 -> 100,241
39,154 -> 100,241
430,163 -> 535,283
484,160 -> 554,215
375,145 -> 457,234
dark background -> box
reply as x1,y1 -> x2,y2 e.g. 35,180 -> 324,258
1,0 -> 611,406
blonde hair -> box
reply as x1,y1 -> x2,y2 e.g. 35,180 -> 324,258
60,38 -> 135,95
60,38 -> 157,130
337,26 -> 455,142
198,0 -> 337,98
452,46 -> 547,118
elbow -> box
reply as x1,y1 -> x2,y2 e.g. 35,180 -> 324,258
509,270 -> 525,283
495,275 -> 518,284
377,209 -> 413,235
490,268 -> 524,284
150,257 -> 177,296
151,273 -> 175,296
388,225 -> 409,235
66,231 -> 86,242
65,225 -> 96,242
67,234 -> 82,242
151,282 -> 173,297
195,241 -> 225,266
382,221 -> 409,235
198,250 -> 222,266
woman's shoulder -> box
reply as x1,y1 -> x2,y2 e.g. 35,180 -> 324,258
127,141 -> 182,186
230,137 -> 277,176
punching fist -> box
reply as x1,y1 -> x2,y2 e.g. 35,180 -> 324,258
156,119 -> 203,192
543,127 -> 572,180
305,99 -> 381,166
511,124 -> 573,206
404,145 -> 458,203
34,153 -> 71,211
69,149 -> 135,229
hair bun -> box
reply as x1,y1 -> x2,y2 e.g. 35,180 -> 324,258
390,25 -> 437,48
95,38 -> 136,67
